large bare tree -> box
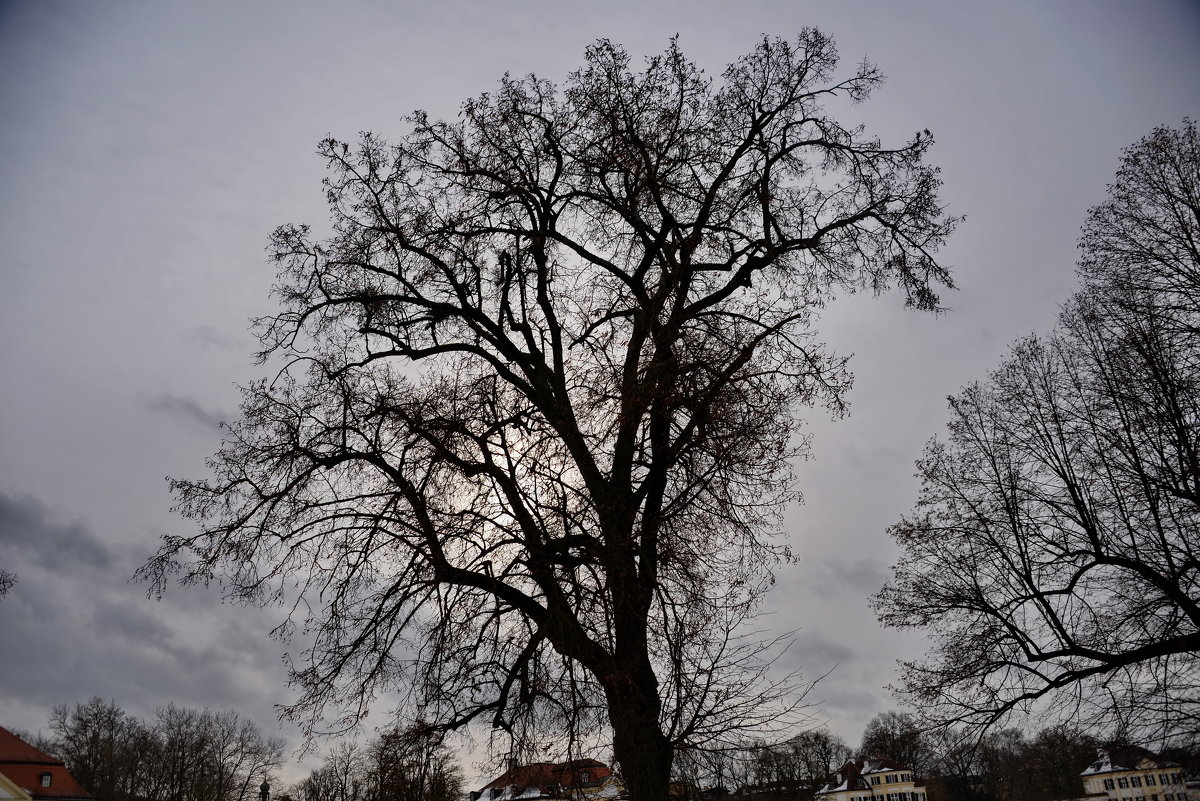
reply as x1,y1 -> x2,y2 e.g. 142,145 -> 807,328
877,120 -> 1200,741
141,32 -> 955,799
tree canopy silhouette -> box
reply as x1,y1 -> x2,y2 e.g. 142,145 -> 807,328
878,120 -> 1200,742
141,32 -> 956,799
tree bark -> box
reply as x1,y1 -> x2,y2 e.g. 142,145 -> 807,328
605,666 -> 673,801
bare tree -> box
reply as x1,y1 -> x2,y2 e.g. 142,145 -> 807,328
294,730 -> 461,801
747,728 -> 851,796
141,32 -> 956,800
204,711 -> 287,801
49,699 -> 283,801
858,712 -> 932,777
50,698 -> 154,801
1022,726 -> 1095,801
296,742 -> 365,801
368,728 -> 462,801
876,121 -> 1200,741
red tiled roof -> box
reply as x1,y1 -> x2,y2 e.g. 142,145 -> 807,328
0,727 -> 91,800
481,759 -> 612,792
0,728 -> 57,765
483,762 -> 560,791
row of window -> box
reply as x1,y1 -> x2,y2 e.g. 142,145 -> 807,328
1104,774 -> 1185,790
1098,792 -> 1188,801
855,792 -> 924,801
869,774 -> 914,785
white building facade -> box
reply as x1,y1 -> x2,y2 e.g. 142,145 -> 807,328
1081,748 -> 1188,801
816,759 -> 926,801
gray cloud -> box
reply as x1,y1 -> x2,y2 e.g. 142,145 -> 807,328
0,488 -> 296,751
0,491 -> 114,570
784,629 -> 859,671
147,394 -> 230,432
780,557 -> 890,605
188,325 -> 244,352
2,0 -> 1199,776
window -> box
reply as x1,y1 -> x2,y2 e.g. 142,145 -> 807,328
1134,778 -> 1144,788
1165,794 -> 1174,801
1137,795 -> 1146,801
580,772 -> 590,785
1149,777 -> 1158,786
888,775 -> 897,784
1163,777 -> 1172,787
1121,779 -> 1131,789
1106,780 -> 1116,791
872,777 -> 881,786
39,774 -> 51,788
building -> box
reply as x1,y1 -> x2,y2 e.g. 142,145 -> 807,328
472,758 -> 618,800
0,770 -> 33,801
0,727 -> 91,801
1081,747 -> 1189,801
816,759 -> 926,801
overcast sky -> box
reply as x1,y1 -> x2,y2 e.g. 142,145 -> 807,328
1,0 -> 1198,787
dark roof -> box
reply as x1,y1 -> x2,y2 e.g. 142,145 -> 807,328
0,727 -> 92,801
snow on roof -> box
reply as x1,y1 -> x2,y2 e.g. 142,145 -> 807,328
1080,747 -> 1179,776
816,758 -> 914,795
818,778 -> 851,794
482,788 -> 545,801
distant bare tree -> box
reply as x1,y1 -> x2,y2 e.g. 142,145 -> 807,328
877,120 -> 1200,740
750,728 -> 851,796
50,698 -> 155,801
858,712 -> 932,777
296,742 -> 364,801
368,728 -> 462,801
148,705 -> 284,801
141,32 -> 956,800
921,725 -> 1094,801
203,711 -> 287,801
295,730 -> 461,801
1022,726 -> 1095,801
49,699 -> 283,801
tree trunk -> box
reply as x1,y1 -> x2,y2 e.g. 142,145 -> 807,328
605,670 -> 673,801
